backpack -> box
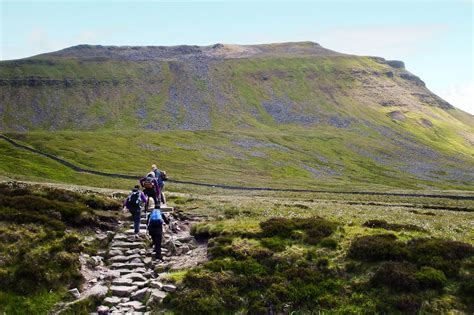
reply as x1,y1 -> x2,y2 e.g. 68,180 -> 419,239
149,209 -> 163,224
160,170 -> 168,181
126,191 -> 141,212
143,177 -> 155,189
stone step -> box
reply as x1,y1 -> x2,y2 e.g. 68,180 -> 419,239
112,277 -> 134,286
109,241 -> 143,249
117,300 -> 146,311
110,262 -> 146,270
129,223 -> 147,228
109,285 -> 138,297
109,254 -> 142,263
122,272 -> 148,282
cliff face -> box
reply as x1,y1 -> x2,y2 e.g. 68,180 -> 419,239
0,42 -> 463,132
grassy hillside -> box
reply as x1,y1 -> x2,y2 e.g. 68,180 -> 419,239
1,125 -> 473,191
0,42 -> 472,190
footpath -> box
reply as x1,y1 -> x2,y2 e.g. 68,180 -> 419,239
58,204 -> 207,314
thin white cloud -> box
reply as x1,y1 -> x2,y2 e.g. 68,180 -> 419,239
436,81 -> 474,114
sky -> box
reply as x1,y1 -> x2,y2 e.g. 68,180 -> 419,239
1,0 -> 473,114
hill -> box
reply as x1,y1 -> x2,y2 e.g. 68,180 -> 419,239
0,42 -> 472,191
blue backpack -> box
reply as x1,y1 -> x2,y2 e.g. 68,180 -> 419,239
149,209 -> 163,224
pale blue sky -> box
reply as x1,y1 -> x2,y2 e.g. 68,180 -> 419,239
1,0 -> 473,113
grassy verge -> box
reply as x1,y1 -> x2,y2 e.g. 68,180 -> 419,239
0,182 -> 121,313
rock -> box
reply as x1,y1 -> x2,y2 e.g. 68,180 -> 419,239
149,281 -> 163,289
109,255 -> 130,263
131,257 -> 143,263
96,233 -> 108,242
103,296 -> 121,306
147,289 -> 167,305
107,231 -> 115,238
131,287 -> 149,301
89,284 -> 108,299
386,60 -> 405,68
177,236 -> 193,243
110,285 -> 138,297
97,305 -> 110,314
125,249 -> 141,255
122,272 -> 147,282
162,284 -> 177,292
88,256 -> 103,267
108,249 -> 123,256
120,300 -> 146,311
68,288 -> 80,299
135,280 -> 149,288
112,277 -> 134,286
399,72 -> 425,86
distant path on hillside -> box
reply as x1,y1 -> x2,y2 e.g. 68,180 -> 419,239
1,134 -> 473,201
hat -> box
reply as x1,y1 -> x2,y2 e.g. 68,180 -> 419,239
147,172 -> 155,178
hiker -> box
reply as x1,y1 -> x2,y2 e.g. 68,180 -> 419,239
139,172 -> 160,210
147,206 -> 170,261
151,164 -> 167,204
123,185 -> 147,235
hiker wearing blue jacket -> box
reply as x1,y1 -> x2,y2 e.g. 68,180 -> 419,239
124,185 -> 147,235
151,164 -> 166,204
147,207 -> 170,261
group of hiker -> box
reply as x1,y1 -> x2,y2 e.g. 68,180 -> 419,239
123,164 -> 170,261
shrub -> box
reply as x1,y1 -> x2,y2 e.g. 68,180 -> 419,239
260,237 -> 286,252
389,294 -> 422,313
370,262 -> 419,292
348,234 -> 407,262
260,218 -> 295,238
458,275 -> 474,297
319,237 -> 338,249
415,267 -> 447,290
363,219 -> 426,232
407,238 -> 473,276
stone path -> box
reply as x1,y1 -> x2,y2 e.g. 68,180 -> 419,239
92,206 -> 207,314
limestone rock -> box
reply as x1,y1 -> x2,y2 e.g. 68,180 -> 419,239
97,305 -> 109,315
89,284 -> 108,299
103,296 -> 121,306
147,289 -> 167,305
112,277 -> 134,286
131,287 -> 149,301
110,285 -> 138,297
68,288 -> 80,299
163,284 -> 177,292
122,272 -> 147,282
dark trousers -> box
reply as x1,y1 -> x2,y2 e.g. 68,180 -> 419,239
150,230 -> 163,259
131,210 -> 141,234
144,189 -> 158,210
159,183 -> 165,203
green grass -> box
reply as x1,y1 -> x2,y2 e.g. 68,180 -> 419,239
0,183 -> 121,314
1,126 -> 472,192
